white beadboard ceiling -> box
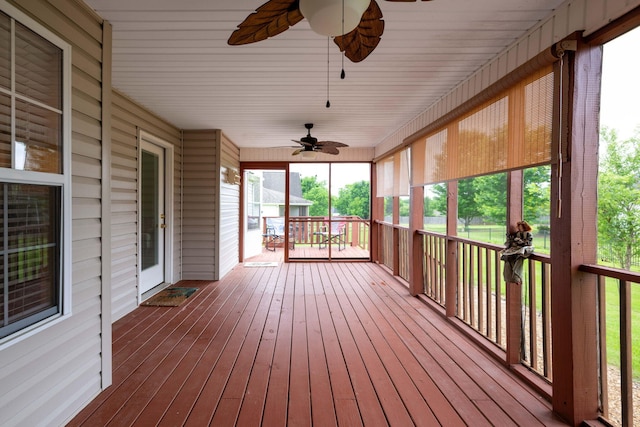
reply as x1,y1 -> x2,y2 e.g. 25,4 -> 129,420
82,0 -> 566,150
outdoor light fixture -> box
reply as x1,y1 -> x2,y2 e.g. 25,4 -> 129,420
301,150 -> 318,160
299,0 -> 370,36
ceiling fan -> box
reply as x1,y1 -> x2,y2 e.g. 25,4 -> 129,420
228,0 -> 431,63
291,123 -> 348,156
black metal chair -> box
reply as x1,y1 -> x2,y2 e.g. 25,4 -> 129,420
263,217 -> 294,251
315,221 -> 346,251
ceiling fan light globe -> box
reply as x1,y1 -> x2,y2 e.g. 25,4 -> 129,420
301,150 -> 318,159
299,0 -> 369,36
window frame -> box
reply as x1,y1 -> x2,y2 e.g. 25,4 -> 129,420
0,0 -> 72,347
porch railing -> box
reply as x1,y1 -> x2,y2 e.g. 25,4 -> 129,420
579,264 -> 639,427
378,225 -> 554,383
449,235 -> 552,380
378,222 -> 410,281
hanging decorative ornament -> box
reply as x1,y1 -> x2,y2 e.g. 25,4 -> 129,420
299,0 -> 370,36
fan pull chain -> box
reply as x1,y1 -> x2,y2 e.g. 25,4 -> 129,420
326,36 -> 331,108
341,0 -> 346,80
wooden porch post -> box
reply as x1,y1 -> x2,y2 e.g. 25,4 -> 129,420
409,186 -> 424,296
392,196 -> 400,276
505,170 -> 523,365
370,163 -> 382,263
445,181 -> 458,317
550,39 -> 600,425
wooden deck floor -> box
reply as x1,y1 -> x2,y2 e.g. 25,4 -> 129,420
69,262 -> 568,426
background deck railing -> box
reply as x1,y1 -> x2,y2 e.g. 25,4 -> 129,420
579,264 -> 639,427
263,216 -> 370,251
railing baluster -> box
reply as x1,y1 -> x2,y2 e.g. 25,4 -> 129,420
495,250 -> 503,348
542,262 -> 552,379
619,279 -> 632,427
477,246 -> 484,334
485,249 -> 495,339
528,260 -> 538,371
469,242 -> 475,327
597,274 -> 608,418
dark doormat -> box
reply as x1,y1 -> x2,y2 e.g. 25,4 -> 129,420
142,287 -> 198,307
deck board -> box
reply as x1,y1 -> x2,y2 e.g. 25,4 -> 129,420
69,262 -> 568,426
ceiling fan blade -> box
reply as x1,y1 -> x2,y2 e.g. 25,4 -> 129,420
334,0 -> 384,63
292,139 -> 313,147
317,146 -> 340,155
292,148 -> 304,156
228,0 -> 303,45
316,140 -> 349,148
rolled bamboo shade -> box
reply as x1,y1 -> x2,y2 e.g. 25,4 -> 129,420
377,148 -> 410,197
412,65 -> 554,186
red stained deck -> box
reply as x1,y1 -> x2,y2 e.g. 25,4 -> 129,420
69,262 -> 568,426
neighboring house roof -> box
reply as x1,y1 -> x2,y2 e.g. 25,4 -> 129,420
261,171 -> 312,206
262,187 -> 312,206
263,171 -> 304,198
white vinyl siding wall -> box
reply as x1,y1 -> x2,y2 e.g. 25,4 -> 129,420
0,0 -> 105,425
375,0 -> 640,157
110,91 -> 181,322
182,130 -> 218,280
218,133 -> 240,278
182,130 -> 240,280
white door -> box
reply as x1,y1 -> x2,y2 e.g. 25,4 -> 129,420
243,170 -> 263,259
140,141 -> 165,292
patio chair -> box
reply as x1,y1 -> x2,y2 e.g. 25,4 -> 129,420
263,217 -> 294,251
315,221 -> 346,251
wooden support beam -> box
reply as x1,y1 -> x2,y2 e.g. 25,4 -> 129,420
409,186 -> 424,296
392,196 -> 400,276
550,39 -> 600,425
445,181 -> 458,318
370,163 -> 383,263
505,170 -> 523,365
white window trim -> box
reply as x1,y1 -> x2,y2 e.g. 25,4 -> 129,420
0,0 -> 73,348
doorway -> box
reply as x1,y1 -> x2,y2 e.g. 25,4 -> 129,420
242,167 -> 287,262
139,133 -> 173,294
241,162 -> 371,263
289,162 -> 370,261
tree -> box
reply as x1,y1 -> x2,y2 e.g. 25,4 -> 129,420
598,127 -> 640,270
300,175 -> 329,216
474,173 -> 506,225
334,180 -> 370,219
458,178 -> 482,230
431,179 -> 483,230
523,165 -> 551,224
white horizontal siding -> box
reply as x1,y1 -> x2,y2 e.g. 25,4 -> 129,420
182,130 -> 218,280
218,133 -> 240,278
110,91 -> 182,321
375,0 -> 640,157
240,146 -> 375,162
0,0 -> 107,426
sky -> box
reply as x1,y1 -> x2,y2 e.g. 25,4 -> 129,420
290,162 -> 371,196
600,25 -> 640,140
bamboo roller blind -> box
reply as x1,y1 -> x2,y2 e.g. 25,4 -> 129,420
412,65 -> 554,186
376,148 -> 410,197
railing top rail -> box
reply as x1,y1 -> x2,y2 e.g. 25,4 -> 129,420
580,263 -> 640,284
416,229 -> 551,263
373,220 -> 409,230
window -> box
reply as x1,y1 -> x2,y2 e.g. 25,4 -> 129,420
0,5 -> 71,342
246,172 -> 260,230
